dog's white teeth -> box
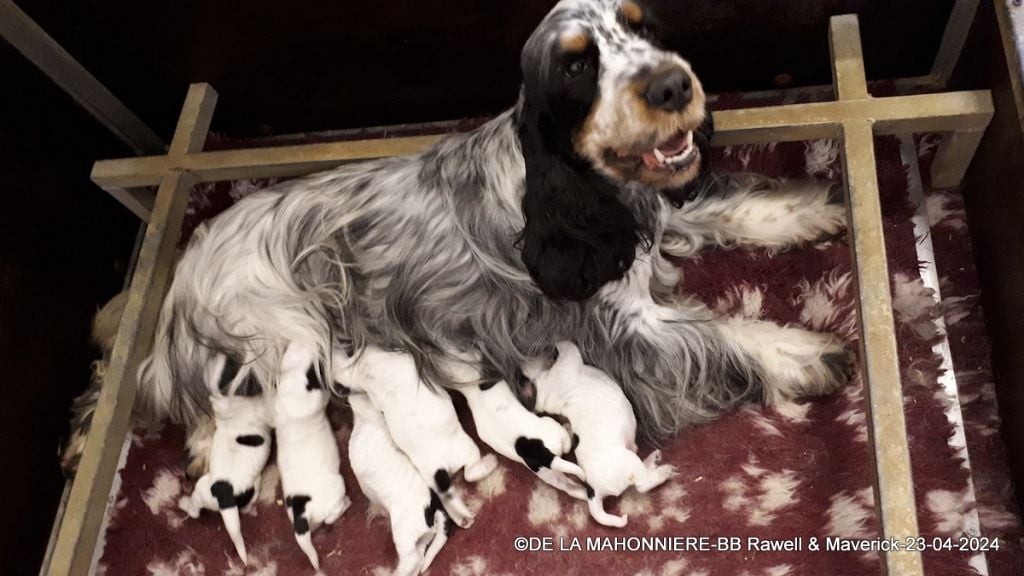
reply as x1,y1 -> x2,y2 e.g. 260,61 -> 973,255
684,130 -> 694,147
653,148 -> 667,164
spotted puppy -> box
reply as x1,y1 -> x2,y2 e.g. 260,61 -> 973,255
332,346 -> 496,528
178,357 -> 272,565
275,343 -> 351,570
461,374 -> 587,499
523,341 -> 676,528
349,393 -> 452,576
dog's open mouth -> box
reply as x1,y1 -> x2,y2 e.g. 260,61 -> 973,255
610,129 -> 700,173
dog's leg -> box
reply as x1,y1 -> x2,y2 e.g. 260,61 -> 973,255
662,176 -> 846,258
716,317 -> 852,405
535,468 -> 588,500
462,453 -> 498,483
586,492 -> 627,528
632,451 -> 676,493
420,511 -> 450,573
589,255 -> 851,441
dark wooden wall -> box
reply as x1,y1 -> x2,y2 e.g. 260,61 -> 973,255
0,0 -> 964,572
14,0 -> 954,139
953,0 -> 1024,508
0,43 -> 138,574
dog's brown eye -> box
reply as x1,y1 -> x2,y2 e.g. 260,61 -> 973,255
564,59 -> 590,78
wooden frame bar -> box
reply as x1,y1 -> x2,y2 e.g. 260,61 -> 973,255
53,14 -> 994,576
830,16 -> 923,576
46,85 -> 216,576
0,0 -> 165,155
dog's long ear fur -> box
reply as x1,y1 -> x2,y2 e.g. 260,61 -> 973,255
516,103 -> 648,301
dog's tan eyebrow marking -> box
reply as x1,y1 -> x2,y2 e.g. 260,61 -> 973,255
621,0 -> 644,24
559,32 -> 590,54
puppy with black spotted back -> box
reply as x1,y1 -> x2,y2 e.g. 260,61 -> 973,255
178,355 -> 272,565
274,343 -> 351,570
332,345 -> 497,528
348,393 -> 453,576
523,341 -> 676,528
460,371 -> 587,499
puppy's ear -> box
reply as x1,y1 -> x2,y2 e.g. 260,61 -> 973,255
516,110 -> 647,301
553,341 -> 583,371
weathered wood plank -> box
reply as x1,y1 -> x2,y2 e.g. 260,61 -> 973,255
46,170 -> 194,576
0,0 -> 165,154
90,92 -> 992,189
842,120 -> 925,576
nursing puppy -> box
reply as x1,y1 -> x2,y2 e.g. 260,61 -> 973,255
332,346 -> 497,528
523,341 -> 675,528
275,344 -> 351,570
178,355 -> 272,564
349,393 -> 452,576
460,375 -> 587,499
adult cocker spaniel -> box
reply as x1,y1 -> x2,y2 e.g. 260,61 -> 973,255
65,0 -> 851,474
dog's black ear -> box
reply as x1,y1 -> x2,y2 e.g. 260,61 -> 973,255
516,109 -> 646,301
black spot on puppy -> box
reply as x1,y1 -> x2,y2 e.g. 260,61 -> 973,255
217,357 -> 242,395
479,380 -> 498,391
235,434 -> 265,447
235,487 -> 255,509
332,380 -> 352,395
434,469 -> 452,493
514,437 -> 555,472
286,494 -> 312,534
306,366 -> 323,391
210,480 -> 237,509
570,433 -> 580,452
425,489 -> 444,527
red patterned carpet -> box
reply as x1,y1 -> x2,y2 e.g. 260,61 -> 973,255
93,129 -> 1024,576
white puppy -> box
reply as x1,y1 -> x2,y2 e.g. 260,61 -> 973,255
522,341 -> 676,528
275,343 -> 351,570
178,354 -> 272,564
332,346 -> 496,528
349,393 -> 451,576
178,390 -> 271,565
460,377 -> 587,499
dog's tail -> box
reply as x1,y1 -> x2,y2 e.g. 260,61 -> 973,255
286,494 -> 320,570
551,457 -> 586,481
294,528 -> 320,571
420,510 -> 451,573
219,505 -> 249,565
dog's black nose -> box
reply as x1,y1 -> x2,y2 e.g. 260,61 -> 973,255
643,68 -> 692,112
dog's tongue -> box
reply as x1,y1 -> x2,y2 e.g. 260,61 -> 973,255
641,131 -> 690,168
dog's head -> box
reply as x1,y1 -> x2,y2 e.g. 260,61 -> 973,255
517,0 -> 712,301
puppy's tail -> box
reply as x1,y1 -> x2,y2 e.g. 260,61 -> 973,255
219,506 -> 249,565
295,529 -> 320,571
420,510 -> 450,573
287,495 -> 320,570
551,457 -> 586,480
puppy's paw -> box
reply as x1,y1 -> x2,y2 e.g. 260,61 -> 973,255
463,454 -> 498,482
